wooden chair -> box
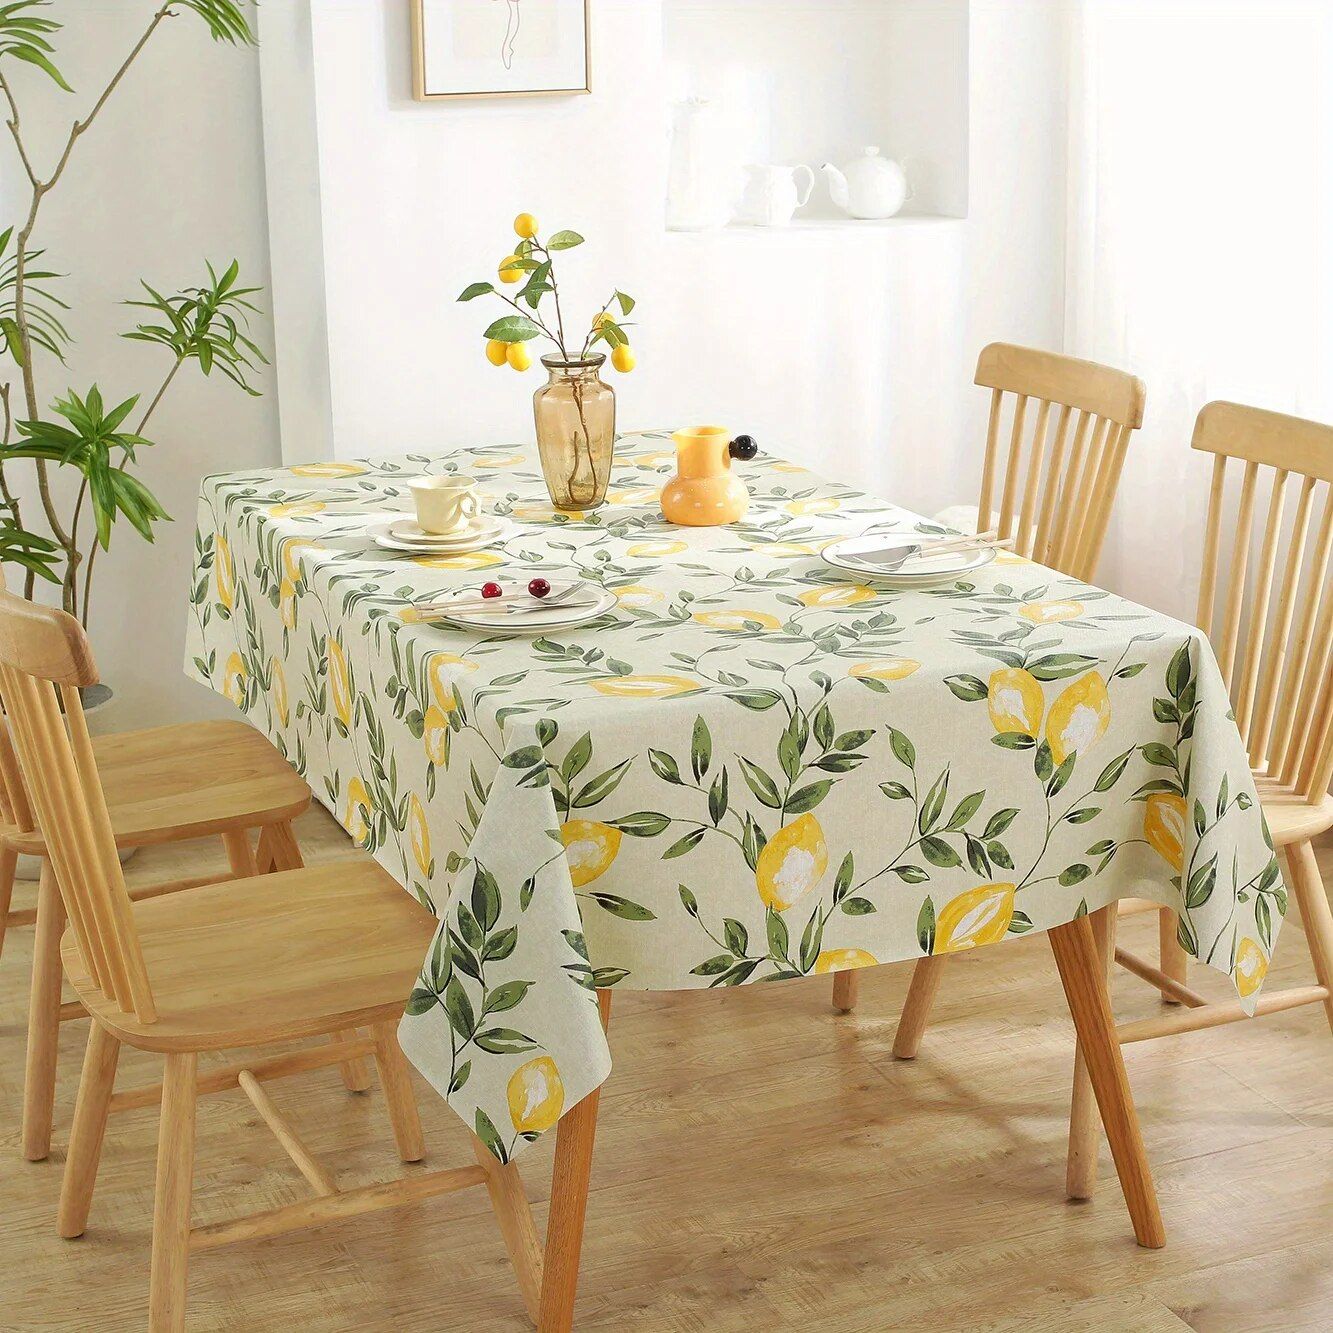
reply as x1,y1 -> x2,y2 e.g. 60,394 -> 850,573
0,590 -> 544,1331
1062,400 -> 1333,1197
832,342 -> 1147,1016
0,680 -> 384,1164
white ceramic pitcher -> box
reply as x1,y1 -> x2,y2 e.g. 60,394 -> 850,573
734,163 -> 816,227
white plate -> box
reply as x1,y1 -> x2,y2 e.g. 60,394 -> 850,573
820,537 -> 996,585
425,580 -> 616,635
371,516 -> 514,554
388,515 -> 503,545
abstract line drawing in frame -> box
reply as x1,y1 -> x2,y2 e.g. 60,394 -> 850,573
412,0 -> 591,101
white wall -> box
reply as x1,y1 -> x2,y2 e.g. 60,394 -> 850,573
1,1 -> 280,728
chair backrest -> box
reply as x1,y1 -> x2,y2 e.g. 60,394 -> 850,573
1192,400 -> 1333,803
0,586 -> 156,1021
974,342 -> 1147,580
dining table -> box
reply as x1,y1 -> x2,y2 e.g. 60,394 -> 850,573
185,429 -> 1283,1322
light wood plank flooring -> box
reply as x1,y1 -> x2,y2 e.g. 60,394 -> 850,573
0,807 -> 1329,1330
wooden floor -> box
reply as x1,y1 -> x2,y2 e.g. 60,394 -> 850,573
0,808 -> 1329,1331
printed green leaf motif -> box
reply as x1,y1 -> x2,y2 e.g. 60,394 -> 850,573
765,906 -> 789,960
723,918 -> 749,955
945,674 -> 988,702
840,897 -> 876,915
888,727 -> 916,769
785,780 -> 833,814
475,1109 -> 507,1162
739,757 -> 783,808
610,811 -> 671,837
917,897 -> 936,955
588,893 -> 657,921
691,715 -> 712,781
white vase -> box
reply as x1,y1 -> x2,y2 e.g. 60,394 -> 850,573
666,97 -> 731,232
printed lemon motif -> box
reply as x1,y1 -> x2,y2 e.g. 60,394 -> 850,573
267,500 -> 326,518
344,777 -> 372,844
752,541 -> 816,558
692,608 -> 782,632
328,636 -> 353,727
222,652 -> 246,707
935,883 -> 1017,953
756,813 -> 829,911
1046,672 -> 1109,764
215,536 -> 235,609
472,453 -> 526,469
797,584 -> 876,609
412,550 -> 505,571
632,449 -> 674,469
428,654 -> 474,711
423,705 -> 451,765
988,668 -> 1044,736
511,504 -> 586,523
785,497 -> 838,515
289,461 -> 367,478
813,949 -> 877,974
1143,792 -> 1186,871
1020,600 -> 1085,624
627,539 -> 688,558
592,675 -> 699,699
613,584 -> 665,609
560,820 -> 623,887
849,660 -> 920,682
603,485 -> 659,506
770,461 -> 807,473
281,539 -> 322,583
508,1057 -> 564,1134
278,578 -> 298,629
409,794 -> 432,877
1234,937 -> 1269,998
271,658 -> 289,725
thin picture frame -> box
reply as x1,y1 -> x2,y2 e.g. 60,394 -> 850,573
411,0 -> 592,101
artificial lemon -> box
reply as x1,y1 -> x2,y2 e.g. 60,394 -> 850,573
289,461 -> 367,478
513,212 -> 539,239
499,254 -> 524,283
756,813 -> 829,911
271,658 -> 289,726
267,500 -> 325,519
691,608 -> 781,632
1234,937 -> 1268,998
934,883 -> 1017,953
592,311 -> 612,330
1143,792 -> 1187,871
486,338 -> 509,367
507,342 -> 533,372
423,705 -> 451,766
813,949 -> 877,974
611,344 -> 636,373
613,584 -> 665,609
409,794 -> 432,877
560,820 -> 623,887
215,536 -> 236,610
987,668 -> 1043,737
508,1057 -> 564,1134
1046,671 -> 1110,765
344,777 -> 372,844
849,660 -> 920,682
222,652 -> 246,707
591,675 -> 699,700
1020,600 -> 1085,624
796,584 -> 876,609
328,635 -> 353,728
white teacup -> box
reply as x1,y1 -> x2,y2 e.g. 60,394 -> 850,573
410,475 -> 482,535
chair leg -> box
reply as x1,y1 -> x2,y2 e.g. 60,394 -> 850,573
1048,916 -> 1165,1248
221,829 -> 258,878
1158,908 -> 1188,1005
1066,904 -> 1117,1199
149,1052 -> 198,1333
58,1022 -> 121,1237
0,844 -> 17,965
1285,840 -> 1333,1035
831,969 -> 859,1013
22,863 -> 64,1161
538,990 -> 612,1333
472,1137 -> 544,1325
892,954 -> 947,1059
370,1020 -> 425,1163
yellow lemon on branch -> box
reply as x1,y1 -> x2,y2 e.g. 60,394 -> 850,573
514,212 -> 539,239
485,338 -> 509,366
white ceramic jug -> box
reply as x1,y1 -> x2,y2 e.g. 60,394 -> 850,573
821,147 -> 910,220
734,163 -> 816,227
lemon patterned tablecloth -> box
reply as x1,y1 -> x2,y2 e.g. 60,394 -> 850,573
185,433 -> 1283,1161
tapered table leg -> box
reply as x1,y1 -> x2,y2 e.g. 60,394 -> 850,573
1066,904 -> 1117,1198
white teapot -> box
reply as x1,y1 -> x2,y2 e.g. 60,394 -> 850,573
734,163 -> 815,227
821,147 -> 909,220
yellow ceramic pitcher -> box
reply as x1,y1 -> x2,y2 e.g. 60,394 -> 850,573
660,426 -> 756,526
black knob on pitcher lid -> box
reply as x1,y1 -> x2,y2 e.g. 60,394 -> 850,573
729,434 -> 758,461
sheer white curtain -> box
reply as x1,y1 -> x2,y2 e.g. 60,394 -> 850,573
1065,0 -> 1333,618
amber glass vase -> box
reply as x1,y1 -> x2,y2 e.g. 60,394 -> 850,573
532,354 -> 616,510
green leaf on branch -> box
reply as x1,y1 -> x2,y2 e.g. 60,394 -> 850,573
547,230 -> 585,250
458,282 -> 495,301
483,314 -> 545,343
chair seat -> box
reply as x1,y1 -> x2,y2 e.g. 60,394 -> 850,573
3,719 -> 309,855
62,860 -> 438,1053
1256,783 -> 1333,847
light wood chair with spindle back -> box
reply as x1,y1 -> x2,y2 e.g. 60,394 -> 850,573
831,342 -> 1148,1015
0,618 -> 380,1165
0,589 -> 545,1331
1061,400 -> 1333,1199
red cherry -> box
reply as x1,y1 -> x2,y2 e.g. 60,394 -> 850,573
528,577 -> 551,599
481,582 -> 503,600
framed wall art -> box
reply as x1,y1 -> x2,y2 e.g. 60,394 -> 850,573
411,0 -> 592,101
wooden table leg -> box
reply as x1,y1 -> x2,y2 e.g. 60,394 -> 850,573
1048,916 -> 1165,1248
538,990 -> 611,1333
23,863 -> 64,1161
893,954 -> 947,1059
1066,904 -> 1117,1199
1158,907 -> 1188,1005
831,969 -> 859,1013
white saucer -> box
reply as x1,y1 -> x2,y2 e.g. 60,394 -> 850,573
390,514 -> 502,545
372,516 -> 514,554
426,579 -> 616,635
820,537 -> 996,586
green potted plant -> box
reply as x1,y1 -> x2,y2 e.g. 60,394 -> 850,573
459,213 -> 637,511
